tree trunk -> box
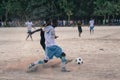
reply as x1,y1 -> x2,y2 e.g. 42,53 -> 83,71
5,10 -> 8,26
103,15 -> 106,25
68,14 -> 70,26
107,15 -> 110,25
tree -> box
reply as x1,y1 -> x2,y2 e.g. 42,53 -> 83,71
0,0 -> 119,26
94,0 -> 115,24
59,0 -> 74,21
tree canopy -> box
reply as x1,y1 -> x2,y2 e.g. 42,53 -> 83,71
0,0 -> 120,25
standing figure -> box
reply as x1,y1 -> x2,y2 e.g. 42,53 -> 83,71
31,27 -> 45,50
25,20 -> 35,40
77,20 -> 82,37
89,18 -> 95,34
27,19 -> 70,72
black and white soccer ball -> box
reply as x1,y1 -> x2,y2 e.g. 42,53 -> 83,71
75,57 -> 83,64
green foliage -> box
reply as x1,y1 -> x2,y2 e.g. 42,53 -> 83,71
0,0 -> 119,22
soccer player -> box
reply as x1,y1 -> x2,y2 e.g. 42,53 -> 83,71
77,20 -> 82,37
27,19 -> 70,72
25,20 -> 35,40
89,18 -> 95,34
31,27 -> 45,50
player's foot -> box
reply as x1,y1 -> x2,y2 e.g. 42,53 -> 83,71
26,63 -> 37,72
66,59 -> 73,64
61,67 -> 70,72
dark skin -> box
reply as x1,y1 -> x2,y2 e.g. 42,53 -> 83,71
31,28 -> 45,50
31,20 -> 58,51
28,19 -> 72,72
26,32 -> 33,40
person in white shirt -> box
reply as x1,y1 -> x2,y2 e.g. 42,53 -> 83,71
89,18 -> 95,34
25,20 -> 35,40
27,19 -> 71,72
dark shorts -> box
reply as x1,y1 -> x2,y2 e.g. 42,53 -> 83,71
27,30 -> 32,34
90,26 -> 94,30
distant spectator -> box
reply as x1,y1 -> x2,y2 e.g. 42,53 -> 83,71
25,20 -> 35,40
89,18 -> 95,34
77,20 -> 82,37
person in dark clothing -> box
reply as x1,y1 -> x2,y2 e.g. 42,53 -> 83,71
77,20 -> 82,37
31,20 -> 58,51
31,28 -> 45,50
27,18 -> 72,72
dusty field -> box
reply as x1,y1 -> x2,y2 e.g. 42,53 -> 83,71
0,26 -> 120,80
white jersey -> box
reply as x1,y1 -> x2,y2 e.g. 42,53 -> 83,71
25,21 -> 33,31
89,20 -> 94,27
44,25 -> 56,47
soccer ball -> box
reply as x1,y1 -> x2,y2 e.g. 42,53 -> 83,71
75,57 -> 83,64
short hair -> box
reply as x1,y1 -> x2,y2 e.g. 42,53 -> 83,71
45,18 -> 51,26
52,19 -> 58,28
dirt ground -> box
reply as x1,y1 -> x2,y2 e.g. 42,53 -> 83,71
0,26 -> 120,80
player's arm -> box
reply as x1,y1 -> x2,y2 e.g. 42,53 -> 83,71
32,25 -> 36,29
31,22 -> 36,29
51,29 -> 55,39
51,29 -> 58,39
31,28 -> 42,35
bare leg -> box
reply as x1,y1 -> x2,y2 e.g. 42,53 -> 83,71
29,34 -> 33,41
79,32 -> 81,37
27,59 -> 47,72
26,34 -> 29,40
60,56 -> 70,72
92,30 -> 94,34
90,30 -> 92,34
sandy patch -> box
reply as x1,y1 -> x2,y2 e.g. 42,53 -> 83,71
0,26 -> 120,80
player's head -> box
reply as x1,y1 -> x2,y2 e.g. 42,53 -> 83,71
45,18 -> 51,26
52,18 -> 58,28
78,20 -> 81,23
